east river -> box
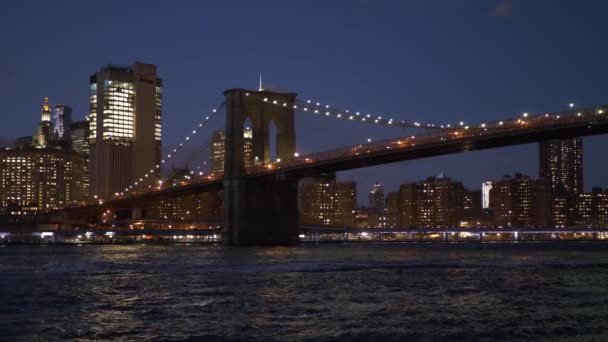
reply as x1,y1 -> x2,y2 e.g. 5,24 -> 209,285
2,243 -> 608,341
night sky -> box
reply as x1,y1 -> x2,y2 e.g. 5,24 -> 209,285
2,0 -> 608,204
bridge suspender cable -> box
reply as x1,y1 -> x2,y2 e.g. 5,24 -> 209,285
118,101 -> 225,198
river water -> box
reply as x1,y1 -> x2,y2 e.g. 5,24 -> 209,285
2,243 -> 608,341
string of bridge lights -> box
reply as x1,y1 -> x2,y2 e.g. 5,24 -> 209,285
255,95 -> 608,135
251,93 -> 455,130
111,102 -> 225,200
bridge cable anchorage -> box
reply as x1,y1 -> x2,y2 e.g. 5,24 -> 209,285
117,101 -> 225,199
257,95 -> 454,130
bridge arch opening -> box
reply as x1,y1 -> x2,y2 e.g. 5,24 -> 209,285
243,117 -> 255,167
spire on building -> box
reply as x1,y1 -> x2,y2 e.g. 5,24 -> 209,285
41,97 -> 51,122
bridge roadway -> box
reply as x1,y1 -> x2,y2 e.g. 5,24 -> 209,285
87,102 -> 608,209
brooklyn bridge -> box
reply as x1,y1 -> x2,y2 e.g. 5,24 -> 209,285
47,88 -> 608,245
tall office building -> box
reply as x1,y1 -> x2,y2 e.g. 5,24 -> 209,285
32,97 -> 53,148
489,173 -> 551,228
539,138 -> 583,194
368,182 -> 385,214
67,120 -> 90,201
88,62 -> 162,200
398,174 -> 467,228
53,105 -> 72,140
210,128 -> 253,173
298,173 -> 356,227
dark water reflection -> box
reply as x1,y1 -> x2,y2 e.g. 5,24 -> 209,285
2,243 -> 608,341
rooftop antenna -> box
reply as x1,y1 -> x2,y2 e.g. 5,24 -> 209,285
258,73 -> 264,91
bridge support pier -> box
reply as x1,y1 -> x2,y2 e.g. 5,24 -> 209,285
223,176 -> 299,246
223,88 -> 299,246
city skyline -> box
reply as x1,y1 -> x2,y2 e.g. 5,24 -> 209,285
3,1 -> 608,205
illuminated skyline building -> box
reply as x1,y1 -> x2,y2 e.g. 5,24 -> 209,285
210,128 -> 253,173
398,173 -> 468,228
489,173 -> 551,228
53,104 -> 72,140
539,138 -> 583,194
88,62 -> 162,200
368,182 -> 385,214
298,173 -> 356,227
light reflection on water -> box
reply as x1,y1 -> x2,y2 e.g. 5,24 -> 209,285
2,243 -> 608,340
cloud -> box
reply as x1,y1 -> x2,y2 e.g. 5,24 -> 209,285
490,0 -> 512,17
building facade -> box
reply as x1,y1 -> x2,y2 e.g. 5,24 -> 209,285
0,146 -> 87,215
368,182 -> 385,214
298,174 -> 356,227
398,174 -> 468,228
67,120 -> 90,201
89,62 -> 162,200
572,189 -> 608,228
539,138 -> 583,195
489,173 -> 551,228
53,104 -> 72,140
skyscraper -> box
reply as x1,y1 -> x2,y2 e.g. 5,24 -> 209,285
539,138 -> 583,194
32,97 -> 53,148
88,62 -> 162,200
210,128 -> 253,173
368,182 -> 385,214
53,105 -> 72,140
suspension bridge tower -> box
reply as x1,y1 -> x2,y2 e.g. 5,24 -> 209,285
223,88 -> 299,245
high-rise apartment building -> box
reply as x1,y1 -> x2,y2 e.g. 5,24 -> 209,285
88,62 -> 162,200
210,128 -> 253,173
53,105 -> 72,140
398,174 -> 467,228
368,182 -> 385,214
298,173 -> 356,227
489,173 -> 551,228
539,138 -> 583,194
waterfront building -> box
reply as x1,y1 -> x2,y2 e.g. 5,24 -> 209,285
210,128 -> 253,173
398,174 -> 468,228
88,62 -> 162,200
298,173 -> 356,227
0,146 -> 87,215
539,138 -> 583,195
572,189 -> 608,228
53,105 -> 72,140
489,173 -> 551,228
368,182 -> 385,214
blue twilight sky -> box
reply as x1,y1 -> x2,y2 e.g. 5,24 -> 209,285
1,0 -> 608,204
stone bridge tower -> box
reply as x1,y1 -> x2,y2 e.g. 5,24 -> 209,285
223,89 -> 299,245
